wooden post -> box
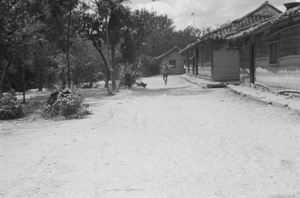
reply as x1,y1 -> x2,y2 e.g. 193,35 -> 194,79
38,41 -> 44,91
19,58 -> 26,104
187,51 -> 190,74
250,35 -> 255,85
66,8 -> 72,89
210,41 -> 214,81
196,48 -> 199,75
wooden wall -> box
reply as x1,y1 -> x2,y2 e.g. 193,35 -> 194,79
239,44 -> 250,75
213,43 -> 240,81
198,42 -> 212,78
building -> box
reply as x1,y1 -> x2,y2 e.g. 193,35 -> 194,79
155,46 -> 185,75
180,1 -> 281,82
228,3 -> 300,92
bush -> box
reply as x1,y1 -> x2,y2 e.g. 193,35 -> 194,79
0,93 -> 23,120
41,89 -> 90,119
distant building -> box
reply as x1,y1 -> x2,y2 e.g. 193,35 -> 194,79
155,46 -> 185,75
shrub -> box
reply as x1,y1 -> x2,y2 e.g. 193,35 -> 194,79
0,93 -> 23,120
41,89 -> 90,119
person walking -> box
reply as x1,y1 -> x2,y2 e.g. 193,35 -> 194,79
123,62 -> 132,89
161,62 -> 169,85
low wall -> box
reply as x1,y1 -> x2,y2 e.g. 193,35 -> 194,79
255,56 -> 300,91
198,65 -> 211,78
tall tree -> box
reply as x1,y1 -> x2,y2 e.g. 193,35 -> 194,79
64,0 -> 79,89
77,11 -> 113,94
77,0 -> 129,94
0,0 -> 43,97
121,10 -> 174,76
40,0 -> 79,89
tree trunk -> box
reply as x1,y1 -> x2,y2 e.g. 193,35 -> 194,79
18,58 -> 26,104
22,64 -> 26,104
90,38 -> 113,95
5,76 -> 11,90
38,60 -> 43,91
38,42 -> 44,91
105,16 -> 114,93
66,9 -> 72,89
75,64 -> 79,86
0,55 -> 13,97
111,46 -> 116,91
97,46 -> 112,95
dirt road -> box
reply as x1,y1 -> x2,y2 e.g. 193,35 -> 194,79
1,75 -> 299,198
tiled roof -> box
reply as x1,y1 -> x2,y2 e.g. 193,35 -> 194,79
179,1 -> 281,54
201,1 -> 281,40
155,46 -> 182,60
179,42 -> 197,54
227,5 -> 300,40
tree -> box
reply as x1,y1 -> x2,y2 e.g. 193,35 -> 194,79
71,37 -> 104,87
121,9 -> 174,77
77,12 -> 112,94
38,0 -> 79,89
64,0 -> 79,89
145,25 -> 212,58
0,0 -> 44,97
90,0 -> 131,91
76,0 -> 129,94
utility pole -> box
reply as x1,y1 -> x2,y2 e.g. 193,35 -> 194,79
191,1 -> 195,29
193,1 -> 195,29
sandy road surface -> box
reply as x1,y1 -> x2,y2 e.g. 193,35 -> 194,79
0,75 -> 299,198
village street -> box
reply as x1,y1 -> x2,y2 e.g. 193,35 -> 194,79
0,75 -> 299,198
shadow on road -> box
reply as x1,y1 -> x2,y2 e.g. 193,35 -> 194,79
124,86 -> 214,97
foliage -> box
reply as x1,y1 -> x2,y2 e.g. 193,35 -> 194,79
118,9 -> 175,78
0,0 -> 44,96
139,55 -> 160,76
128,24 -> 209,77
121,10 -> 173,64
0,0 -> 43,55
76,10 -> 111,92
0,0 -> 215,95
76,0 -> 130,92
146,25 -> 209,58
0,92 -> 23,120
71,38 -> 105,86
41,89 -> 90,119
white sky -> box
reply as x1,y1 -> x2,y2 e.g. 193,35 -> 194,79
125,0 -> 300,30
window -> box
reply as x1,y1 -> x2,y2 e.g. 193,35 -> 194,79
169,60 -> 176,67
269,41 -> 279,64
255,33 -> 268,58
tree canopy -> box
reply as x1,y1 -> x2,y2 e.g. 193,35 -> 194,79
0,0 -> 212,96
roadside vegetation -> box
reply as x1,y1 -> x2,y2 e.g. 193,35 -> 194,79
0,92 -> 23,120
0,0 -> 211,120
41,89 -> 90,120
